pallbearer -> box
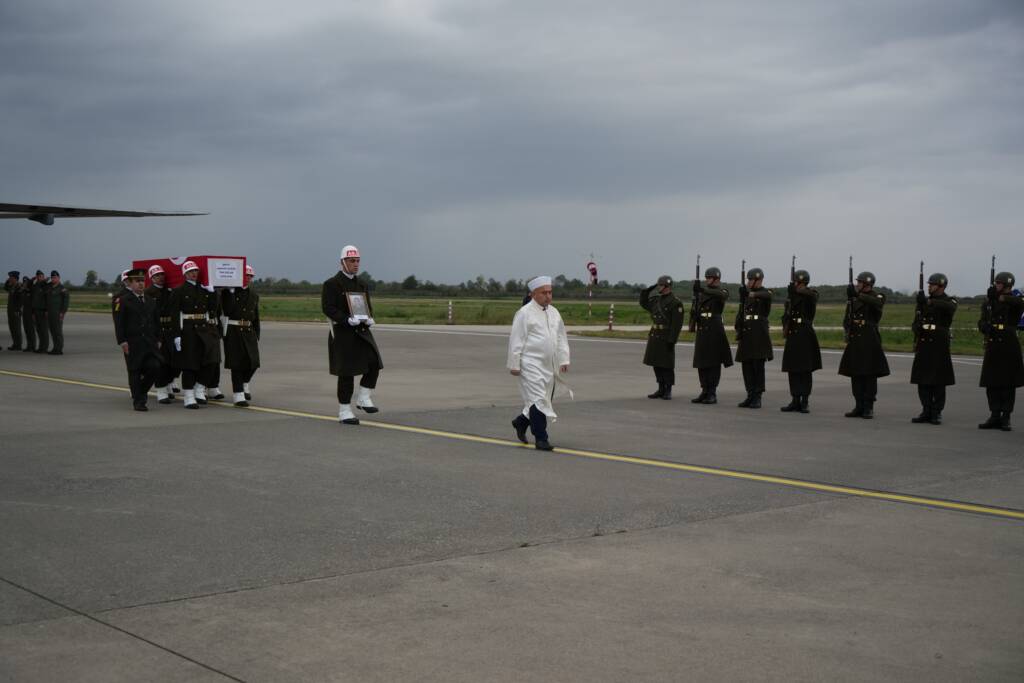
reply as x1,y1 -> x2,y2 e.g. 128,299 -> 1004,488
734,267 -> 772,409
146,264 -> 178,403
221,264 -> 261,407
839,271 -> 890,418
978,271 -> 1024,431
780,270 -> 821,413
639,275 -> 684,400
113,269 -> 162,411
910,273 -> 957,425
322,245 -> 383,425
170,261 -> 222,409
690,267 -> 732,404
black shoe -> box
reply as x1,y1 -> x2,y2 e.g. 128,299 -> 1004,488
22,347 -> 33,352
47,350 -> 61,355
172,386 -> 181,393
1000,413 -> 1012,431
210,392 -> 225,401
244,392 -> 252,401
748,394 -> 762,409
158,398 -> 172,405
911,412 -> 931,424
512,416 -> 529,444
929,411 -> 942,425
196,398 -> 208,405
234,400 -> 249,408
356,403 -> 379,414
660,386 -> 672,400
33,349 -> 46,353
737,394 -> 752,408
341,416 -> 360,425
185,403 -> 199,410
844,403 -> 863,418
701,392 -> 718,405
7,345 -> 19,350
691,391 -> 707,404
799,396 -> 810,413
648,384 -> 665,399
861,402 -> 874,419
979,413 -> 1001,429
535,440 -> 554,451
780,398 -> 800,412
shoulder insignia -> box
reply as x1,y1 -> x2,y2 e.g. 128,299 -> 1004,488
114,300 -> 120,312
876,294 -> 884,299
677,307 -> 683,313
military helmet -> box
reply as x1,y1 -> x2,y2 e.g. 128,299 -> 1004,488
856,271 -> 876,285
927,272 -> 948,287
995,271 -> 1016,287
793,269 -> 810,284
746,267 -> 765,281
704,266 -> 721,279
656,275 -> 672,287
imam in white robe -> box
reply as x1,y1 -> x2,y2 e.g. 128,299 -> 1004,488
507,300 -> 572,419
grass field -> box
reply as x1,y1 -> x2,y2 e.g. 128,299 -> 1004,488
65,293 -> 992,355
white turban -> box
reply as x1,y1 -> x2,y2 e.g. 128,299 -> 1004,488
528,275 -> 552,291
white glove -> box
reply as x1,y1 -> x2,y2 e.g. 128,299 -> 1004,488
203,283 -> 215,292
174,337 -> 182,351
347,316 -> 360,327
365,317 -> 375,327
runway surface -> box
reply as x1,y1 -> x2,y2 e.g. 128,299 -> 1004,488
1,314 -> 1021,681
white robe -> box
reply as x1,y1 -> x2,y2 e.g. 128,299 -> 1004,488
507,300 -> 572,419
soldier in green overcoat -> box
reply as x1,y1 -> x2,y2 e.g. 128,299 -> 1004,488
30,270 -> 49,352
977,272 -> 1024,431
45,270 -> 69,355
639,275 -> 685,400
838,271 -> 890,419
910,273 -> 957,425
691,267 -> 732,405
4,271 -> 22,350
734,267 -> 772,409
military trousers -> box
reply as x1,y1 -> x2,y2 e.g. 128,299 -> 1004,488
33,310 -> 48,351
22,311 -> 36,351
917,385 -> 946,413
986,387 -> 1016,414
182,365 -> 219,390
787,371 -> 813,397
157,361 -> 179,388
851,376 -> 878,403
652,366 -> 675,387
47,311 -> 64,353
130,356 -> 162,406
337,362 -> 380,404
741,360 -> 766,394
7,308 -> 22,348
230,364 -> 257,393
697,366 -> 721,391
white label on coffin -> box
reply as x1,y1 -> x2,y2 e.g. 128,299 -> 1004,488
208,258 -> 244,287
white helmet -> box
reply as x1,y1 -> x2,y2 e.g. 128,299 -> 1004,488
340,245 -> 360,260
245,264 -> 255,277
120,269 -> 130,282
181,260 -> 200,275
148,264 -> 165,277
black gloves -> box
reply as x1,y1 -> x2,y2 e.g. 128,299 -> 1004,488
987,286 -> 998,300
787,283 -> 796,296
846,284 -> 856,299
916,291 -> 927,306
692,280 -> 702,295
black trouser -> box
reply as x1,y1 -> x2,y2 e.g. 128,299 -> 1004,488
741,360 -> 766,394
514,404 -> 549,442
7,309 -> 21,348
33,310 -> 48,351
209,365 -> 221,389
986,387 -> 1016,414
158,362 -> 178,388
182,365 -> 219,390
129,356 -> 162,405
917,385 -> 947,413
788,372 -> 813,397
47,311 -> 63,352
337,365 -> 381,404
230,365 -> 257,393
22,311 -> 36,350
697,366 -> 721,390
851,375 -> 878,402
653,366 -> 675,387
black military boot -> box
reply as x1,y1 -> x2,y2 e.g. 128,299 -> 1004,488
780,396 -> 800,412
701,390 -> 718,405
799,396 -> 810,413
737,394 -> 753,408
978,412 -> 1001,430
748,393 -> 762,409
861,401 -> 874,419
691,390 -> 707,404
661,385 -> 672,400
1000,412 -> 1012,431
911,409 -> 931,424
512,415 -> 529,444
648,384 -> 665,399
929,411 -> 942,425
844,400 -> 863,418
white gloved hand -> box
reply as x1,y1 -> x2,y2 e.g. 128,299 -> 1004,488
203,283 -> 215,292
174,337 -> 182,351
347,316 -> 360,327
365,317 -> 375,327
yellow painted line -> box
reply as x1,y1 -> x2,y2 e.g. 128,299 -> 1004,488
3,368 -> 1023,522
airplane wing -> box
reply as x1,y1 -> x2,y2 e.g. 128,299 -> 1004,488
0,202 -> 208,225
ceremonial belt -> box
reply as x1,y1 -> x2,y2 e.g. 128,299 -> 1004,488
650,324 -> 665,330
993,323 -> 1007,330
182,313 -> 210,320
850,319 -> 876,327
744,314 -> 762,320
919,324 -> 949,331
226,319 -> 253,328
700,312 -> 720,319
791,317 -> 804,323
159,316 -> 173,323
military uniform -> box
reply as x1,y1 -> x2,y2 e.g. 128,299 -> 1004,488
639,277 -> 684,399
4,272 -> 22,349
30,274 -> 49,352
169,274 -> 222,408
978,273 -> 1024,431
910,276 -> 956,425
19,278 -> 36,352
838,273 -> 890,418
780,274 -> 822,413
146,279 -> 179,402
45,273 -> 69,354
221,285 -> 261,405
734,270 -> 772,408
113,272 -> 162,410
691,269 -> 732,404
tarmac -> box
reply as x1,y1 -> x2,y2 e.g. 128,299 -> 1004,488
0,314 -> 1021,682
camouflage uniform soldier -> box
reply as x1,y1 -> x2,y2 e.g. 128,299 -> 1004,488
838,271 -> 890,419
30,270 -> 49,352
4,271 -> 22,350
910,273 -> 957,425
734,267 -> 772,409
779,270 -> 822,413
978,272 -> 1024,431
639,275 -> 685,400
45,270 -> 69,355
691,267 -> 732,404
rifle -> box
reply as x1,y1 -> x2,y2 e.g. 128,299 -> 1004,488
843,256 -> 853,341
735,259 -> 746,338
782,255 -> 796,336
991,255 -> 996,285
913,260 -> 924,351
687,254 -> 700,332
982,255 -> 996,346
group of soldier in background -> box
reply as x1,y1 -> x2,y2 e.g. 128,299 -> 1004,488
4,269 -> 70,355
111,262 -> 261,412
639,265 -> 1024,432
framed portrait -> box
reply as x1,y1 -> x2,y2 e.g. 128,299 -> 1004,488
346,292 -> 370,320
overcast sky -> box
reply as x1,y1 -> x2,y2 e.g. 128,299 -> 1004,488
2,0 -> 1022,293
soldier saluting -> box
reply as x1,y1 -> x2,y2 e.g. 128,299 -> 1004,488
113,268 -> 162,411
639,275 -> 684,400
734,267 -> 772,409
221,264 -> 261,407
977,271 -> 1024,431
779,269 -> 821,413
690,266 -> 732,404
910,273 -> 957,425
838,270 -> 890,418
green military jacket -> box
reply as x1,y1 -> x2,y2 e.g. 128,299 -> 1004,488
639,286 -> 684,368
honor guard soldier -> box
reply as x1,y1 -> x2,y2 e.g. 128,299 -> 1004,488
639,275 -> 685,399
779,270 -> 821,413
221,264 -> 261,406
977,271 -> 1024,431
45,270 -> 69,355
910,273 -> 957,425
114,269 -> 162,411
691,267 -> 732,404
19,276 -> 36,352
734,267 -> 772,408
30,270 -> 49,352
146,265 -> 179,403
169,260 -> 222,409
5,271 -> 22,350
839,271 -> 890,418
322,245 -> 383,425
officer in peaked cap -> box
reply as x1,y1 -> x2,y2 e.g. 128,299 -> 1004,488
114,268 -> 162,411
639,275 -> 685,399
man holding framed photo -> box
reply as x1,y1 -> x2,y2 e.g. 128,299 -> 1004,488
322,245 -> 383,425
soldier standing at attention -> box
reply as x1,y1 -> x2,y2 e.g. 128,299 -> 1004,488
146,265 -> 178,404
221,264 -> 261,407
114,269 -> 162,411
19,276 -> 36,352
978,272 -> 1024,431
734,267 -> 772,409
5,271 -> 22,350
45,270 -> 69,355
779,270 -> 821,413
839,271 -> 890,419
322,246 -> 383,425
910,273 -> 957,425
690,267 -> 732,405
31,270 -> 49,353
170,261 -> 222,409
639,275 -> 684,400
